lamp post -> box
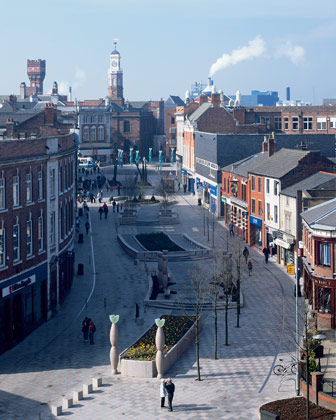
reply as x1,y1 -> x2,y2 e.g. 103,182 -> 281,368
159,150 -> 162,170
149,148 -> 152,165
129,148 -> 133,165
312,334 -> 326,371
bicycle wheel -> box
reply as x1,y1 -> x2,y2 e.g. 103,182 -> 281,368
273,365 -> 284,375
291,363 -> 297,374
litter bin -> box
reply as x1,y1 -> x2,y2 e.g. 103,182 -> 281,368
198,198 -> 202,206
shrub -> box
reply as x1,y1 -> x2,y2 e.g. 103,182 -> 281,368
136,232 -> 184,252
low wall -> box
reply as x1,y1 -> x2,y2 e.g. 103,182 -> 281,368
300,373 -> 336,413
119,321 -> 197,378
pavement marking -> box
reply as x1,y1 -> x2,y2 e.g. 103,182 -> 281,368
192,227 -> 199,232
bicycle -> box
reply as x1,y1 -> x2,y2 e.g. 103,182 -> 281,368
273,356 -> 297,375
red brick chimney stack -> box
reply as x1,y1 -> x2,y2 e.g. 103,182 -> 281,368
44,103 -> 56,124
262,136 -> 268,153
199,94 -> 208,105
211,93 -> 221,108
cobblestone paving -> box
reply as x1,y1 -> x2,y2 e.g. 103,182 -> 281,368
0,166 -> 300,419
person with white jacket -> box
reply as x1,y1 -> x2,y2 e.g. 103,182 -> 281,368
160,379 -> 167,408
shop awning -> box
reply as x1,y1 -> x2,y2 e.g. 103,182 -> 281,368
274,238 -> 292,249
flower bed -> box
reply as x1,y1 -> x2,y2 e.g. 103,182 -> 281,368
123,315 -> 194,360
135,232 -> 184,252
119,315 -> 197,378
260,397 -> 335,420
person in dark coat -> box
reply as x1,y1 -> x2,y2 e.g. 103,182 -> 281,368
89,320 -> 96,344
103,203 -> 109,219
243,246 -> 249,264
165,379 -> 175,412
263,247 -> 270,263
82,317 -> 90,342
247,259 -> 253,276
112,200 -> 116,213
85,221 -> 90,234
98,207 -> 103,220
117,184 -> 121,196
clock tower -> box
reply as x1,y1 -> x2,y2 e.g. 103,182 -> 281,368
107,41 -> 124,106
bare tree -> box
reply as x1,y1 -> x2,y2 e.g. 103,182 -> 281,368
122,175 -> 139,209
156,177 -> 175,212
180,264 -> 210,381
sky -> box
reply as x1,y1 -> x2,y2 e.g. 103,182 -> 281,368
1,0 -> 336,104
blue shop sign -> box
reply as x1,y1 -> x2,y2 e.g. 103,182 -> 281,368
249,215 -> 262,227
182,169 -> 187,174
209,184 -> 217,197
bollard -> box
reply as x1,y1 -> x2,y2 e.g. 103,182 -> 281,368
78,233 -> 84,244
73,391 -> 83,402
62,398 -> 73,409
51,406 -> 62,416
92,378 -> 103,388
77,263 -> 84,275
83,384 -> 93,395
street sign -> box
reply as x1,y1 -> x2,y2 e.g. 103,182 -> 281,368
287,264 -> 295,275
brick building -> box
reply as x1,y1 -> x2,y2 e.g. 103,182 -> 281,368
302,199 -> 336,329
0,106 -> 76,354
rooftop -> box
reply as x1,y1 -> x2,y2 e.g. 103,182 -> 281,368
281,172 -> 336,198
301,198 -> 336,229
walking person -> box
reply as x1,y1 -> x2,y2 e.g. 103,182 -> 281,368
243,246 -> 249,264
97,191 -> 101,203
183,183 -> 187,193
247,259 -> 253,276
117,184 -> 121,196
82,317 -> 90,342
85,220 -> 90,234
116,203 -> 120,213
229,222 -> 235,237
103,203 -> 109,219
98,206 -> 103,220
89,319 -> 96,344
263,247 -> 270,264
165,378 -> 175,412
112,200 -> 116,213
160,379 -> 167,408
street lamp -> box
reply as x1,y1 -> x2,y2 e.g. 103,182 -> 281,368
312,334 -> 326,371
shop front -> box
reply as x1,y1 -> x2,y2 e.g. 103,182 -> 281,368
0,263 -> 48,354
249,215 -> 263,249
303,261 -> 335,329
58,250 -> 75,306
196,178 -> 220,216
230,197 -> 248,240
274,232 -> 295,266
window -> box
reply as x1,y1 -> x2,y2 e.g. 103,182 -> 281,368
90,126 -> 96,141
251,176 -> 255,191
252,199 -> 256,214
83,126 -> 89,141
258,177 -> 262,193
286,196 -> 289,206
266,179 -> 270,194
284,117 -> 289,130
258,200 -> 262,216
123,121 -> 130,133
330,117 -> 336,129
13,224 -> 20,262
13,175 -> 19,206
316,241 -> 331,266
303,117 -> 313,130
49,169 -> 55,196
267,203 -> 270,220
285,212 -> 292,232
49,212 -> 55,246
58,166 -> 63,193
90,115 -> 95,123
83,116 -> 88,123
0,227 -> 5,266
98,126 -> 104,141
317,117 -> 327,130
38,216 -> 43,251
26,220 -> 32,257
274,205 -> 278,224
0,178 -> 5,209
171,117 -> 175,124
316,287 -> 331,314
38,171 -> 43,200
26,173 -> 32,203
263,117 -> 270,126
292,116 -> 299,130
98,115 -> 103,123
275,117 -> 282,130
274,181 -> 278,195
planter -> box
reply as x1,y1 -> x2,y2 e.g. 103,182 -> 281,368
119,316 -> 197,378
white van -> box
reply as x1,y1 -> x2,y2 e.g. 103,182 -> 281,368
78,157 -> 97,169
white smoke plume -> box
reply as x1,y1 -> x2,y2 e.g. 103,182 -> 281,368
275,41 -> 305,65
209,36 -> 266,77
57,68 -> 86,95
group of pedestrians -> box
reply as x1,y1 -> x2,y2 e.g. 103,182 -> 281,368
82,317 -> 96,345
98,203 -> 109,219
160,378 -> 175,412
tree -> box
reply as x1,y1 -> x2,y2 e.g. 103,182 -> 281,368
122,175 -> 139,209
156,177 -> 175,212
180,264 -> 209,381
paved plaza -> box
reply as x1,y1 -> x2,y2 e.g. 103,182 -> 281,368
0,166 -> 300,420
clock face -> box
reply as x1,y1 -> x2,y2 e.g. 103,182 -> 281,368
112,61 -> 118,67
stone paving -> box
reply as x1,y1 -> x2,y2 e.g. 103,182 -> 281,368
0,165 -> 301,420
